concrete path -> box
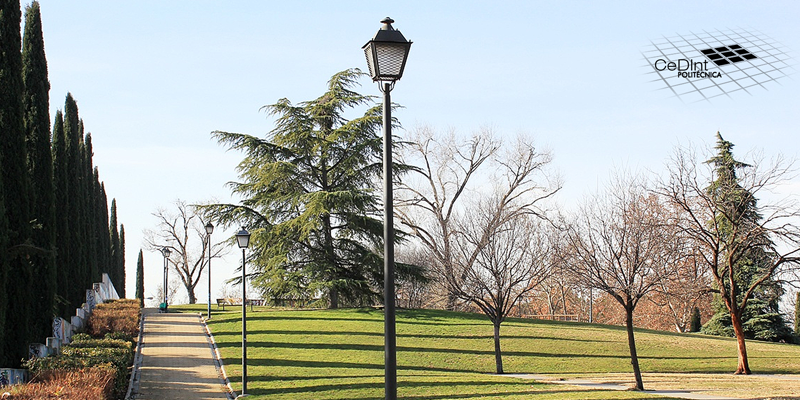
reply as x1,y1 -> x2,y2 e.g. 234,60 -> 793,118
133,309 -> 232,400
506,374 -> 740,400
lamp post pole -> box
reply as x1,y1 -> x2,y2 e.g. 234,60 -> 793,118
382,80 -> 397,398
161,247 -> 171,307
236,227 -> 251,397
362,17 -> 411,400
206,222 -> 214,320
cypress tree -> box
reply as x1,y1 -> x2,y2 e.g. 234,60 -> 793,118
23,0 -> 57,342
1,0 -> 34,366
94,169 -> 111,280
119,224 -> 126,297
63,94 -> 85,307
52,110 -> 70,316
135,250 -> 144,307
109,199 -> 121,294
83,134 -> 98,282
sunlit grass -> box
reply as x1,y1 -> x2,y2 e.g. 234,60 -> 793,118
173,304 -> 800,399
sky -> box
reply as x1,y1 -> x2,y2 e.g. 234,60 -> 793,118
30,1 -> 800,305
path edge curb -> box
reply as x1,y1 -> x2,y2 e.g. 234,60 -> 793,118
124,307 -> 146,399
201,314 -> 237,400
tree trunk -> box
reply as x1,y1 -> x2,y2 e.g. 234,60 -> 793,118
625,306 -> 644,390
493,322 -> 504,374
730,311 -> 751,374
186,284 -> 197,304
329,288 -> 339,309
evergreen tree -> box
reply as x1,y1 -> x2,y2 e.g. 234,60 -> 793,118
1,0 -> 34,366
52,110 -> 71,316
110,199 -> 122,294
83,134 -> 99,282
690,307 -> 702,333
136,250 -> 144,307
700,133 -> 793,343
204,69 -> 421,308
63,94 -> 85,309
22,0 -> 57,343
97,180 -> 111,277
119,223 -> 126,297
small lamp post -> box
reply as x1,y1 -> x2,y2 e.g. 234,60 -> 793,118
236,227 -> 251,397
161,247 -> 171,309
205,222 -> 214,320
362,16 -> 411,400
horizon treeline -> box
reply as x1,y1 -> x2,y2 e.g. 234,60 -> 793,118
0,0 -> 126,367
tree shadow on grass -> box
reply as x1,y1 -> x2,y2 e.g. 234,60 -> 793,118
217,340 -> 733,361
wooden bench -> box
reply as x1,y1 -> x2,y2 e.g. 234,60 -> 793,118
216,298 -> 264,311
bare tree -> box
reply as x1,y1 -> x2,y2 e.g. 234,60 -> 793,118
396,126 -> 561,312
658,139 -> 800,374
452,206 -> 552,374
650,249 -> 712,332
396,126 -> 501,310
566,174 -> 677,390
144,200 -> 226,304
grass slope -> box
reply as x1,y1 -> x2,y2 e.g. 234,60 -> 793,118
176,305 -> 800,399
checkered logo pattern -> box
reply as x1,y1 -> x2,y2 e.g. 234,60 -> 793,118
642,28 -> 793,103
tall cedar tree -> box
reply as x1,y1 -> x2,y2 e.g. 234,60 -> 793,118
110,199 -> 122,294
1,0 -> 34,366
136,250 -> 145,307
23,0 -> 57,342
52,110 -> 70,315
204,69 -> 422,308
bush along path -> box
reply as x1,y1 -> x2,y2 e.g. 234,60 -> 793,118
133,309 -> 232,400
19,299 -> 141,400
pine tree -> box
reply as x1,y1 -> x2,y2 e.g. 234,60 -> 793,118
1,0 -> 34,366
136,250 -> 144,307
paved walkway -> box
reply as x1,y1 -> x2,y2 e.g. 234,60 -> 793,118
132,309 -> 232,400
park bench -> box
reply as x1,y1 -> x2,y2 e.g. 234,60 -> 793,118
216,298 -> 265,311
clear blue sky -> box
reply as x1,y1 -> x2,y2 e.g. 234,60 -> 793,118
32,1 -> 800,303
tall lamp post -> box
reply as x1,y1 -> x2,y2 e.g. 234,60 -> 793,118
205,221 -> 214,319
236,227 -> 251,397
161,247 -> 171,308
362,17 -> 411,400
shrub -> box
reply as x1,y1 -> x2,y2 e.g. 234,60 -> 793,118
7,367 -> 115,400
87,300 -> 140,338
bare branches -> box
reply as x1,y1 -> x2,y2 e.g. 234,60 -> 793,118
143,199 -> 227,304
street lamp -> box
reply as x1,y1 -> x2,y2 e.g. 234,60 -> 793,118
362,16 -> 411,400
205,221 -> 214,320
161,247 -> 171,309
236,227 -> 251,397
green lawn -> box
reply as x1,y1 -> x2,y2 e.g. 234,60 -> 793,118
173,305 -> 800,399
